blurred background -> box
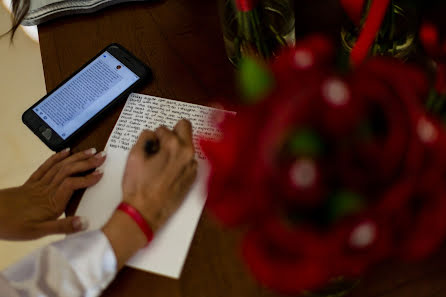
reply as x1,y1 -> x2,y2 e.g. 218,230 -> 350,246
0,0 -> 50,188
0,1 -> 60,270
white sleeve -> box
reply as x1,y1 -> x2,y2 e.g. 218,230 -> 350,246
0,230 -> 117,297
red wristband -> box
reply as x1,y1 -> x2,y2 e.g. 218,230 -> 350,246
117,202 -> 154,246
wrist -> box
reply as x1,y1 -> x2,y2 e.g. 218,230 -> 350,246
123,195 -> 163,233
117,202 -> 154,245
102,211 -> 147,269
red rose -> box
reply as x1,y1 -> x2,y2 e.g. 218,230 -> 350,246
202,36 -> 446,294
400,183 -> 446,260
278,158 -> 326,207
337,59 -> 429,192
375,122 -> 446,260
271,35 -> 334,86
242,218 -> 334,293
375,176 -> 446,261
201,111 -> 273,226
328,214 -> 394,276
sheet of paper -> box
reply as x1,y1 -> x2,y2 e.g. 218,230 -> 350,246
76,93 -> 232,278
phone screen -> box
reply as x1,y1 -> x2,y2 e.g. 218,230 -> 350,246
33,51 -> 139,140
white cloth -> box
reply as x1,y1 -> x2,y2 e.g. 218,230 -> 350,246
0,230 -> 117,297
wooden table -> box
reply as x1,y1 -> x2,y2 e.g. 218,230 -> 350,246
37,0 -> 446,296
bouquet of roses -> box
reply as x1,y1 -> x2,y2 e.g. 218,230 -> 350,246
201,34 -> 446,294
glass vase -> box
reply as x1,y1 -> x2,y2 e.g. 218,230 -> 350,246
341,0 -> 416,61
219,0 -> 295,66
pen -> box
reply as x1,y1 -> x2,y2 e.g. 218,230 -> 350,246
145,139 -> 160,155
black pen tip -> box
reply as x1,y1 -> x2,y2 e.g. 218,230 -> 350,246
145,139 -> 160,155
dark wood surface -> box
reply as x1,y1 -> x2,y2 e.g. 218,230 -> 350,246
37,0 -> 446,296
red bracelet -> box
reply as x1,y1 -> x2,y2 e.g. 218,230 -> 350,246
117,202 -> 154,246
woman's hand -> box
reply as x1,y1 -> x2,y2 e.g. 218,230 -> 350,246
121,120 -> 198,232
102,120 -> 198,268
0,148 -> 106,240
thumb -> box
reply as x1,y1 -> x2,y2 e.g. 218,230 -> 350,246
39,216 -> 89,236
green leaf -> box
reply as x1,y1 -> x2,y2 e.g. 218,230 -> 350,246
288,129 -> 323,157
238,57 -> 273,103
329,191 -> 364,221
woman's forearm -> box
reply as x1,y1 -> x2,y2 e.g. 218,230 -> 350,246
102,211 -> 147,269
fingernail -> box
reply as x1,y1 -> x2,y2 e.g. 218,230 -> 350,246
86,148 -> 97,155
63,147 -> 71,153
73,216 -> 89,231
95,151 -> 107,159
93,168 -> 103,176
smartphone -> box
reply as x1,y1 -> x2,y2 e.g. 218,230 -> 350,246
22,43 -> 151,151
